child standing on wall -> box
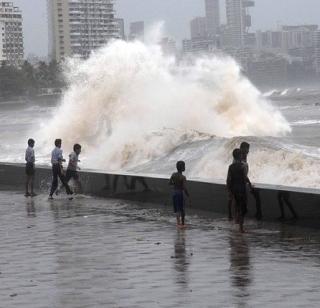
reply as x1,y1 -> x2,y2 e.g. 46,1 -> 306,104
169,161 -> 190,227
25,138 -> 36,197
65,144 -> 82,193
227,149 -> 252,233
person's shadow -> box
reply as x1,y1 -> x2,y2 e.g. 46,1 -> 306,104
229,232 -> 252,306
172,229 -> 190,287
26,199 -> 36,217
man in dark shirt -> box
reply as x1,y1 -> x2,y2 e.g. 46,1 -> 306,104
227,149 -> 252,233
240,142 -> 262,220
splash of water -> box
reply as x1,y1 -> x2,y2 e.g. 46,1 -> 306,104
39,36 -> 291,171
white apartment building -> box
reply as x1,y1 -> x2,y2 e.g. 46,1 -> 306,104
0,1 -> 24,66
48,0 -> 119,62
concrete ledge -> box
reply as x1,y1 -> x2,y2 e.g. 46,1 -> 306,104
0,162 -> 320,222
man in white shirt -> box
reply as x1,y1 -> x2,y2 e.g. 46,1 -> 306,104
25,138 -> 36,197
65,144 -> 82,193
49,139 -> 73,199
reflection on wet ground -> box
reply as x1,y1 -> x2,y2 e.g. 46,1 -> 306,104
0,190 -> 320,307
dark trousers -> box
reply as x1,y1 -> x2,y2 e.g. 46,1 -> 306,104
173,191 -> 185,224
65,170 -> 79,183
50,164 -> 72,196
234,193 -> 248,217
251,188 -> 262,220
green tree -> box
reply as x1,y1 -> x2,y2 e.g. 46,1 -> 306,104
20,61 -> 37,95
0,61 -> 24,98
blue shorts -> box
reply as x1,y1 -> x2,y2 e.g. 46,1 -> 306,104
172,191 -> 184,214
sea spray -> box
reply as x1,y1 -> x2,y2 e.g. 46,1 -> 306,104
38,37 -> 291,171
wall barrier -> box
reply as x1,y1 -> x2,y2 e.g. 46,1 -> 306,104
0,163 -> 320,223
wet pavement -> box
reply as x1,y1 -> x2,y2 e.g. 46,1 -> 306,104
0,191 -> 320,307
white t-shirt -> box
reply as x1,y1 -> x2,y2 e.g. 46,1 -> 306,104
67,151 -> 79,171
25,146 -> 35,164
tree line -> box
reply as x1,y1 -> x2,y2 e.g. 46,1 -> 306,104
0,61 -> 65,99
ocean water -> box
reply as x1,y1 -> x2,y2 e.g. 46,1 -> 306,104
0,39 -> 320,189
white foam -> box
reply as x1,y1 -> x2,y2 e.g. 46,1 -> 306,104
189,139 -> 320,189
38,27 -> 290,172
262,89 -> 278,97
291,119 -> 320,126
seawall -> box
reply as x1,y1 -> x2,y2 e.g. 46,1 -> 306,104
1,163 -> 320,222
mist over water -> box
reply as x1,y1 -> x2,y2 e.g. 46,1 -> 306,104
38,37 -> 290,174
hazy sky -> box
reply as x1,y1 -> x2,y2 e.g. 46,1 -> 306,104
13,0 -> 320,58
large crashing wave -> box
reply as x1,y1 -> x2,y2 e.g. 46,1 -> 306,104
39,38 -> 291,171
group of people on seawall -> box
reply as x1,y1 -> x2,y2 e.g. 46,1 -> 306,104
169,141 -> 297,233
25,138 -> 82,200
25,138 -> 298,233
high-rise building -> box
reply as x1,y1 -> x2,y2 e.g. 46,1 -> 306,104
313,31 -> 320,75
115,18 -> 125,40
182,37 -> 215,56
0,1 -> 24,66
129,21 -> 144,41
205,0 -> 220,38
48,0 -> 119,62
225,0 -> 254,47
190,17 -> 207,39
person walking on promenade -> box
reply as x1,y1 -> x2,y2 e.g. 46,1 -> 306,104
49,139 -> 73,200
65,144 -> 82,193
227,149 -> 253,233
240,142 -> 262,220
169,161 -> 190,227
25,138 -> 36,197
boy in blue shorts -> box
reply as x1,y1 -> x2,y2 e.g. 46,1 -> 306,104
169,161 -> 190,226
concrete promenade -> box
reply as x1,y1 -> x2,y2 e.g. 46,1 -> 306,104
1,190 -> 320,307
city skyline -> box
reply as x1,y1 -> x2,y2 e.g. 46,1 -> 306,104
11,0 -> 320,57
